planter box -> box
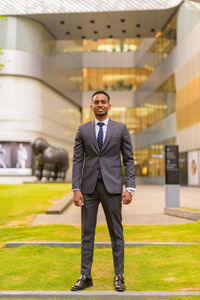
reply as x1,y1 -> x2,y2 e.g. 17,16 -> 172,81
164,208 -> 200,221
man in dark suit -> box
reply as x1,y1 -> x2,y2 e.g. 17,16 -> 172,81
71,90 -> 136,292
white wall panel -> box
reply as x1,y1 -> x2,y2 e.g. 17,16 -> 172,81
83,52 -> 135,68
175,50 -> 200,90
177,2 -> 200,44
177,123 -> 200,152
0,76 -> 81,179
53,53 -> 83,70
0,49 -> 82,106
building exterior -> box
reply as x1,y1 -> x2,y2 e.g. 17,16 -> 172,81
0,0 -> 200,185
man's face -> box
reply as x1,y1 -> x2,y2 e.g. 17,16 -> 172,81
91,93 -> 111,119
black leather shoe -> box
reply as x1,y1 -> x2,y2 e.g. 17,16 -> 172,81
71,275 -> 93,291
113,275 -> 125,292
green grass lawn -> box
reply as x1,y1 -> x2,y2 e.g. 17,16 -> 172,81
0,183 -> 200,246
0,183 -> 71,227
1,183 -> 200,292
181,208 -> 200,212
1,221 -> 200,249
0,245 -> 200,291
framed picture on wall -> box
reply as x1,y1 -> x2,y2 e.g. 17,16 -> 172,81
0,142 -> 32,175
188,150 -> 199,185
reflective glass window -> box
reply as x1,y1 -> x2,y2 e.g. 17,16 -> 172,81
82,68 -> 151,91
134,138 -> 176,177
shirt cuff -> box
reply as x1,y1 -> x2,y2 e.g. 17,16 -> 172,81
125,187 -> 136,193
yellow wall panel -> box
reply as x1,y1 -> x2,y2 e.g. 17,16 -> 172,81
176,98 -> 200,130
176,75 -> 200,130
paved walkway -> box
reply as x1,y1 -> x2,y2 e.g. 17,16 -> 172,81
32,185 -> 200,225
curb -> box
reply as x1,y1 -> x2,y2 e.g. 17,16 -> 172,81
5,241 -> 200,248
164,207 -> 200,221
46,192 -> 73,214
0,290 -> 200,299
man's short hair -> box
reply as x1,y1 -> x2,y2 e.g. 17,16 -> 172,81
91,90 -> 110,103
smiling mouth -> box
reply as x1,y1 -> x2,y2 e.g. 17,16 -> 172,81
96,109 -> 107,116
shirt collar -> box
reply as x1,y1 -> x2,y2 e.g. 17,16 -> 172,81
95,116 -> 109,126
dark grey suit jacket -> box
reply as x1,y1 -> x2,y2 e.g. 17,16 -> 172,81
72,119 -> 135,194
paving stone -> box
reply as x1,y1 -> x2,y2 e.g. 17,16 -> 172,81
0,290 -> 200,299
164,207 -> 200,221
46,192 -> 73,214
5,241 -> 199,248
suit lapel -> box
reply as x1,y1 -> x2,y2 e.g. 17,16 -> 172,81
101,119 -> 114,152
89,120 -> 99,152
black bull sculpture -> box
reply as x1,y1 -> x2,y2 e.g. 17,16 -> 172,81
32,138 -> 69,182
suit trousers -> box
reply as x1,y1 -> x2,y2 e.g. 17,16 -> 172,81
81,180 -> 124,276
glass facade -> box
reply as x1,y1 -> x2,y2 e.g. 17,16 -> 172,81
137,13 -> 177,73
81,13 -> 177,133
82,68 -> 151,92
134,138 -> 176,177
135,75 -> 175,133
44,38 -> 142,55
0,13 -> 179,182
82,75 -> 175,135
131,14 -> 177,179
59,69 -> 83,91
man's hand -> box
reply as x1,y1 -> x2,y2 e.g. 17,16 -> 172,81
121,190 -> 132,205
73,190 -> 84,207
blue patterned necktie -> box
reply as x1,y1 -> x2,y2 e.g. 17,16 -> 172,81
97,122 -> 104,180
97,122 -> 104,151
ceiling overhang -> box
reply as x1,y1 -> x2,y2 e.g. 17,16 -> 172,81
0,0 -> 183,40
0,0 -> 183,14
